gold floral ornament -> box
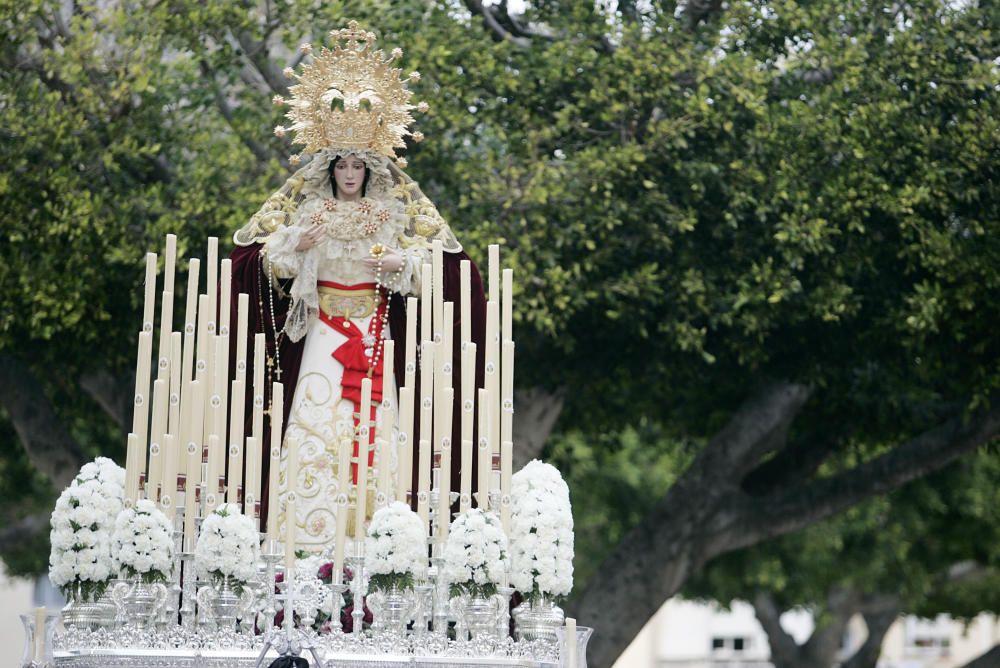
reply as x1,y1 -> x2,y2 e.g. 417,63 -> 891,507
274,21 -> 427,162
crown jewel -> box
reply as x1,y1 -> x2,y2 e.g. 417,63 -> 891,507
277,21 -> 424,161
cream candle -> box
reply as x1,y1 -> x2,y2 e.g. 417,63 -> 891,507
417,437 -> 430,525
168,332 -> 182,441
460,343 -> 476,512
156,290 -> 173,381
404,297 -> 417,388
421,263 -> 432,344
266,382 -> 284,540
159,434 -> 178,521
252,332 -> 265,444
284,498 -> 296,577
163,234 -> 177,295
181,258 -> 200,394
147,378 -> 168,501
124,433 -> 140,505
396,386 -> 414,504
132,331 -> 153,480
477,387 -> 490,510
244,436 -> 261,524
183,379 -> 203,551
235,293 -> 249,383
333,415 -> 351,578
354,377 -> 372,543
437,388 -> 453,543
227,378 -> 245,504
460,260 -> 471,346
34,606 -> 46,662
218,259 -> 231,335
566,618 -> 577,667
488,244 -> 499,302
432,239 -> 443,341
204,434 -> 221,513
142,252 -> 157,335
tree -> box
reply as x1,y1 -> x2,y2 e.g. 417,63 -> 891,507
1,2 -> 999,667
684,450 -> 1000,668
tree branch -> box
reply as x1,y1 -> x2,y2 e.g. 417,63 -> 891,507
0,513 -> 49,554
512,386 -> 565,469
79,368 -> 131,432
463,0 -> 532,48
0,354 -> 88,489
198,60 -> 278,166
733,398 -> 1000,547
842,603 -> 900,668
234,30 -> 290,97
752,591 -> 801,664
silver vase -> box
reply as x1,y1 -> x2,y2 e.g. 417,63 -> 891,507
457,595 -> 499,640
212,577 -> 241,631
61,581 -> 116,631
123,580 -> 167,628
368,585 -> 415,635
513,595 -> 565,643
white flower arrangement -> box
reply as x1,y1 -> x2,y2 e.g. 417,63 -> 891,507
112,499 -> 174,583
194,503 -> 260,591
509,460 -> 574,602
48,457 -> 126,601
365,501 -> 427,592
442,508 -> 508,598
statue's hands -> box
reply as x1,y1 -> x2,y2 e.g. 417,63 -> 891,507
295,223 -> 325,252
363,248 -> 405,274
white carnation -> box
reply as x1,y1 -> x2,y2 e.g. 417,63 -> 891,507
508,460 -> 574,599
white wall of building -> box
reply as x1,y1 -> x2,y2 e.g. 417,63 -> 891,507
612,598 -> 1000,668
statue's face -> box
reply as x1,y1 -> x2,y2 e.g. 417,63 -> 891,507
333,155 -> 366,200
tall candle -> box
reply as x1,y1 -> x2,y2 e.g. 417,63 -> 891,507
252,333 -> 265,444
460,260 -> 471,346
354,378 -> 372,543
132,331 -> 153,479
147,378 -> 168,501
377,340 -> 395,504
34,606 -> 46,662
460,343 -> 476,512
432,240 -> 443,341
204,434 -> 221,513
211,335 -> 228,440
396,386 -> 414,504
183,379 -> 203,551
284,498 -> 296,577
334,414 -> 352,579
421,264 -> 432,344
124,433 -> 140,505
488,244 -> 500,302
502,268 -> 513,342
437,388 -> 453,543
434,304 -> 453,489
196,294 -> 210,441
218,259 -> 232,336
477,387 -> 490,510
485,301 -> 500,464
566,618 -> 577,667
244,436 -> 261,523
160,434 -> 178,521
227,378 -> 245,504
266,382 -> 284,540
417,438 -> 430,525
181,259 -> 200,433
168,332 -> 182,440
142,252 -> 157,335
163,234 -> 177,295
157,291 -> 174,381
206,237 -> 218,336
404,297 -> 417,388
235,293 -> 249,384
500,341 -> 515,533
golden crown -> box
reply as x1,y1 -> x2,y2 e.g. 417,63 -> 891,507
273,21 -> 427,165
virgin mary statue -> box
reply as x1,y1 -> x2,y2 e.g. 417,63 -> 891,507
228,22 -> 486,554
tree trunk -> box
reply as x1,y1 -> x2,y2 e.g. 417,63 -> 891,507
841,605 -> 899,668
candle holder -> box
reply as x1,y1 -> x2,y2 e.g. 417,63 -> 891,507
428,556 -> 450,636
159,526 -> 184,629
19,611 -> 57,668
178,551 -> 198,630
258,536 -> 281,625
346,551 -> 367,636
496,581 -> 515,640
328,578 -> 349,635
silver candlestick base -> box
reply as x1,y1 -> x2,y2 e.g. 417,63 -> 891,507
346,553 -> 367,636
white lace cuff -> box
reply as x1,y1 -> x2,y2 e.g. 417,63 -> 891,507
265,225 -> 306,278
384,247 -> 428,296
